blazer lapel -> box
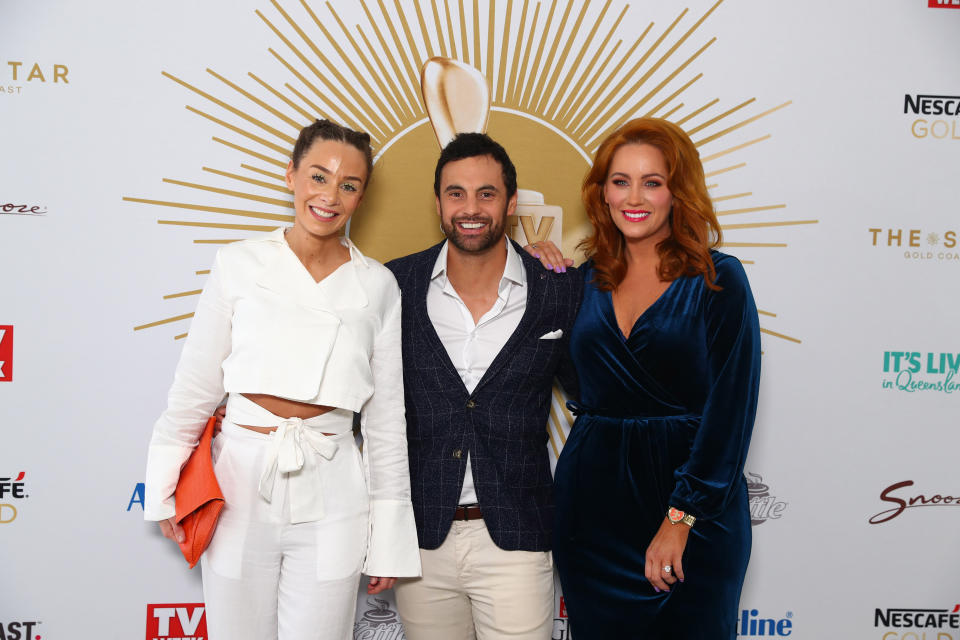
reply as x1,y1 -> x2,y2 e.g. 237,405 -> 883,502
410,243 -> 469,396
472,242 -> 547,392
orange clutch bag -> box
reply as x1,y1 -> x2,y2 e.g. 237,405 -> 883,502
174,416 -> 225,568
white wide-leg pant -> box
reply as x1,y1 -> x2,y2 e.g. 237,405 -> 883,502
201,398 -> 368,640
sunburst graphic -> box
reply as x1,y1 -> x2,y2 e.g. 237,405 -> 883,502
124,0 -> 815,456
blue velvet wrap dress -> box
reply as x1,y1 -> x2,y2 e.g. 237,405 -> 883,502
554,252 -> 761,639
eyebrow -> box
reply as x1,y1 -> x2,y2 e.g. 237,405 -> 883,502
609,171 -> 666,180
443,183 -> 500,193
309,164 -> 364,183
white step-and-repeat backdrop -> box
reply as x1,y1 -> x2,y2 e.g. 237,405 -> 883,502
2,0 -> 958,638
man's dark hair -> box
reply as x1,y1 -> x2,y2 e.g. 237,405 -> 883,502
433,133 -> 517,198
291,119 -> 374,183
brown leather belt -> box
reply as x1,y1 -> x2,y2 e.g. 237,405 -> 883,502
454,504 -> 483,521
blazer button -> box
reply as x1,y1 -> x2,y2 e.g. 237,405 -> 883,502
452,449 -> 462,459
466,399 -> 476,409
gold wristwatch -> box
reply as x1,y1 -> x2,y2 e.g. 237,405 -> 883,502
667,506 -> 696,527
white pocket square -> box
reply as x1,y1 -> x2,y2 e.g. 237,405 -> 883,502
539,329 -> 563,340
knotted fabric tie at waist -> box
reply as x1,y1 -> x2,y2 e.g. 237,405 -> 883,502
257,416 -> 351,524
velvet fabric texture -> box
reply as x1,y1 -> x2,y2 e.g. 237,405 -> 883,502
554,252 -> 761,639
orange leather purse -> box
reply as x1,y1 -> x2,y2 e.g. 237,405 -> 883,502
174,416 -> 225,568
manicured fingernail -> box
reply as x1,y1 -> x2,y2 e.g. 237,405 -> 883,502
561,267 -> 566,273
654,587 -> 660,593
679,578 -> 684,583
546,263 -> 553,269
534,253 -> 541,258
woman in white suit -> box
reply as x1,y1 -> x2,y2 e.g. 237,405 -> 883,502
144,119 -> 420,640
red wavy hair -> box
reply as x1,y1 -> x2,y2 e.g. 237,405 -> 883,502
580,117 -> 722,291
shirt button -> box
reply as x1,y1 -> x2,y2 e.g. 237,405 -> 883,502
452,449 -> 462,459
466,399 -> 476,409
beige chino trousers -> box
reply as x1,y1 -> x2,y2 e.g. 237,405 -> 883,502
395,519 -> 554,640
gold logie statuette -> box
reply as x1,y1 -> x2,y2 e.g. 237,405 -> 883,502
420,57 -> 491,148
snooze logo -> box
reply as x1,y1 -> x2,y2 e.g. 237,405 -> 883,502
146,604 -> 206,640
869,480 -> 960,524
0,326 -> 11,382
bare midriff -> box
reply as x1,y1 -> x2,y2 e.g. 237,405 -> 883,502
239,393 -> 337,435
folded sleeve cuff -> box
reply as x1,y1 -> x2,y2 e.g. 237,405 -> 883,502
143,442 -> 193,522
362,498 -> 422,577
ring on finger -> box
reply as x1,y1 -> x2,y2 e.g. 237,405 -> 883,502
663,565 -> 672,574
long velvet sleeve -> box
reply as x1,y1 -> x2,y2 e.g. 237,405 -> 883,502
668,256 -> 761,521
359,285 -> 422,577
144,251 -> 232,521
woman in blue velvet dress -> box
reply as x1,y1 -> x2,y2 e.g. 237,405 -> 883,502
552,118 -> 761,639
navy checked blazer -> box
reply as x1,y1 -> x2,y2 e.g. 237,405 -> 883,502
386,239 -> 582,552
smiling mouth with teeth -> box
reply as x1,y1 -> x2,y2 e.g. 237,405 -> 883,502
309,205 -> 338,219
622,210 -> 651,222
459,221 -> 486,229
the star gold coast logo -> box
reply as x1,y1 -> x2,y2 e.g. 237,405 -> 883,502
124,0 -> 814,456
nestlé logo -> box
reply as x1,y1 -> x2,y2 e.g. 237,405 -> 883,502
146,604 -> 206,640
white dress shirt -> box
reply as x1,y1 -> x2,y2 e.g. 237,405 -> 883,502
426,238 -> 527,505
144,227 -> 418,576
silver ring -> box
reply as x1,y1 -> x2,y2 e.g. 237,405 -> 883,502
663,565 -> 672,574
531,243 -> 538,249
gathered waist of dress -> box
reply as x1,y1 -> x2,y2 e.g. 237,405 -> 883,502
566,401 -> 698,423
226,392 -> 354,434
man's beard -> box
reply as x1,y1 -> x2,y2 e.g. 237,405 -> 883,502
441,213 -> 507,254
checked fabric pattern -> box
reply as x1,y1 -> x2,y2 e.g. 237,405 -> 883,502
387,240 -> 582,551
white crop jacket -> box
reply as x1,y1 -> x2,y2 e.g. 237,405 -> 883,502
144,228 -> 420,577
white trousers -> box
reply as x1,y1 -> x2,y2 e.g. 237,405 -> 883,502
394,520 -> 554,640
201,400 -> 368,640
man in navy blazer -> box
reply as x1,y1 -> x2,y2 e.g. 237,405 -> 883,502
387,133 -> 581,640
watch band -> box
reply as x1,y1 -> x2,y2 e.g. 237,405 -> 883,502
667,506 -> 696,527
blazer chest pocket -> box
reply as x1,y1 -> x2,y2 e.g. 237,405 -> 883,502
225,293 -> 342,401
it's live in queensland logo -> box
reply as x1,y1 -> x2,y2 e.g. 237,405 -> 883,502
146,604 -> 206,640
882,351 -> 960,394
0,472 -> 28,525
875,603 -> 960,638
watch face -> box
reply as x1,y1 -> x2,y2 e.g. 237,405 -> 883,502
668,507 -> 685,523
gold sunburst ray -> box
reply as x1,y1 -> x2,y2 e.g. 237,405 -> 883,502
202,167 -> 290,193
127,0 -> 808,343
551,6 -> 626,120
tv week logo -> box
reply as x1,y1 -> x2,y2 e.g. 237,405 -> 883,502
146,604 -> 206,640
928,0 -> 960,8
0,326 -> 12,382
